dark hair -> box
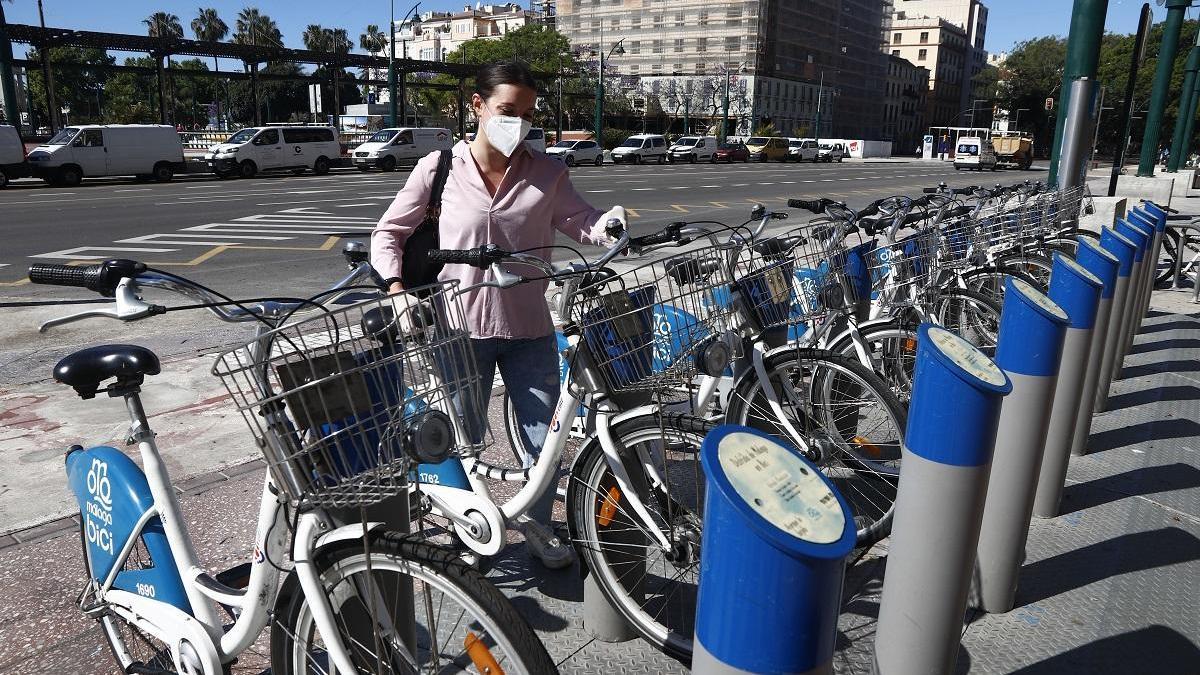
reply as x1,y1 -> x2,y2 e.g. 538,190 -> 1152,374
475,61 -> 538,100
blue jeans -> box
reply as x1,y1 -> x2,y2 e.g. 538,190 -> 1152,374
470,335 -> 560,525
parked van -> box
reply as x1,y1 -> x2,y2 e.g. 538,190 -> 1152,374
667,135 -> 718,163
954,137 -> 998,171
787,137 -> 820,162
352,127 -> 452,171
525,127 -> 547,152
745,136 -> 789,162
816,142 -> 845,163
205,124 -> 340,178
610,134 -> 668,164
0,125 -> 30,188
26,125 -> 184,186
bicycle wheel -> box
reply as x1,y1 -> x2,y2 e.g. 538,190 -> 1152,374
565,413 -> 712,663
724,348 -> 906,549
271,531 -> 557,675
958,265 -> 1041,306
995,253 -> 1054,290
833,321 -> 920,405
930,287 -> 1002,355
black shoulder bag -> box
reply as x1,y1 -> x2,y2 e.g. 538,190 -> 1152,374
400,148 -> 453,289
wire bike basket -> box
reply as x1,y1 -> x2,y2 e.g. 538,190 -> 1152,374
732,226 -> 863,330
570,244 -> 736,394
212,281 -> 482,509
867,227 -> 941,309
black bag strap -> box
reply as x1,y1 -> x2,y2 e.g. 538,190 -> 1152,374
425,149 -> 453,218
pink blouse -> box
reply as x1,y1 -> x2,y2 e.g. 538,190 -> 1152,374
371,141 -> 610,339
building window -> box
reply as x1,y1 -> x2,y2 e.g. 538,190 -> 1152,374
675,11 -> 684,26
632,16 -> 640,29
653,14 -> 663,28
698,10 -> 708,26
696,63 -> 706,74
630,40 -> 640,54
919,31 -> 929,43
697,37 -> 707,52
893,32 -> 901,43
725,36 -> 739,52
652,39 -> 663,54
918,49 -> 927,61
674,38 -> 684,52
892,49 -> 900,57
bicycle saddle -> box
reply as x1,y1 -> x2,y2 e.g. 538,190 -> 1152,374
54,344 -> 161,399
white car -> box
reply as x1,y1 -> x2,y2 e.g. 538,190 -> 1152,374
206,124 -> 340,178
546,139 -> 604,166
954,137 -> 998,171
787,138 -> 820,162
0,124 -> 30,188
352,127 -> 452,171
667,135 -> 718,163
26,124 -> 185,186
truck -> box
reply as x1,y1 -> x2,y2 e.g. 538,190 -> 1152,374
992,131 -> 1035,170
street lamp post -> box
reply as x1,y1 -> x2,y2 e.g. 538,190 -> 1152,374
389,2 -> 420,127
592,38 -> 624,146
814,71 -> 825,139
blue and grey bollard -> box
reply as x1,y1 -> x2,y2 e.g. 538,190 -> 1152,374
1094,228 -> 1138,412
693,424 -> 855,675
874,324 -> 1011,675
1126,208 -> 1161,345
973,278 -> 1068,613
1070,238 -> 1120,457
1034,254 -> 1103,518
1138,201 -> 1169,308
1115,218 -> 1153,364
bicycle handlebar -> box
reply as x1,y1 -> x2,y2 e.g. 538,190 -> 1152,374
29,259 -> 149,295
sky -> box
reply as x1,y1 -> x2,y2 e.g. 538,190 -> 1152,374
1,0 -> 1190,59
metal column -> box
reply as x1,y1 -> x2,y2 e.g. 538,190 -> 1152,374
1035,255 -> 1103,516
1168,38 -> 1200,173
1048,0 -> 1110,185
874,325 -> 1011,675
1070,239 -> 1120,456
1094,228 -> 1137,412
1137,0 -> 1192,176
1057,78 -> 1102,190
974,279 -> 1067,613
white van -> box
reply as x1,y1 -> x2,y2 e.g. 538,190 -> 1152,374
352,127 -> 453,171
668,135 -> 718,163
954,137 -> 998,171
787,137 -> 820,162
524,127 -> 547,152
0,125 -> 30,188
206,124 -> 340,178
26,125 -> 184,186
610,134 -> 668,164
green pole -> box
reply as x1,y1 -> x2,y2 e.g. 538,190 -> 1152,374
1048,0 -> 1110,185
594,51 -> 603,144
1137,0 -> 1191,176
1168,40 -> 1200,172
1179,60 -> 1200,168
0,3 -> 20,127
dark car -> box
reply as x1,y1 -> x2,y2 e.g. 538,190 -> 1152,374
713,141 -> 750,163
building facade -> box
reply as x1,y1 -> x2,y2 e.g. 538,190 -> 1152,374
883,54 -> 928,153
888,17 -> 967,128
386,3 -> 540,64
893,0 -> 988,118
556,0 -> 891,139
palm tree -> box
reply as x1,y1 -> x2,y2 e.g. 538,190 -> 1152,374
191,8 -> 229,128
144,12 -> 184,39
302,24 -> 330,52
359,24 -> 387,95
327,28 -> 352,55
144,13 -> 183,123
233,7 -> 282,48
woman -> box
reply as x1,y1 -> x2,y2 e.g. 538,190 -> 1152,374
371,61 -> 624,569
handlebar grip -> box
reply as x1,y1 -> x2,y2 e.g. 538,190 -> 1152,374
28,264 -> 103,290
427,247 -> 495,269
922,187 -> 938,194
950,186 -> 977,195
630,229 -> 678,249
903,211 -> 929,225
858,199 -> 883,218
946,205 -> 975,219
787,198 -> 824,213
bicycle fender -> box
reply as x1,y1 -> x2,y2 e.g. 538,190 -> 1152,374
314,521 -> 389,549
824,317 -> 904,355
65,445 -> 192,615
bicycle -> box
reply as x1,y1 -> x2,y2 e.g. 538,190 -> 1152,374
28,249 -> 557,675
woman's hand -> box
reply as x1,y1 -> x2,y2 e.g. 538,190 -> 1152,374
389,281 -> 405,295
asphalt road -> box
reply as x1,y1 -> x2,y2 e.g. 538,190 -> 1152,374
0,158 -> 1040,383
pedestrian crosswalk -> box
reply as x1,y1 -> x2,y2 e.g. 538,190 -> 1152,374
30,207 -> 377,261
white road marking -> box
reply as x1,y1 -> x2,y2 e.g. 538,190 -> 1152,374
33,246 -> 180,260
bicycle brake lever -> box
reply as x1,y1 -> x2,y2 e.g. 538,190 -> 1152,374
39,278 -> 162,332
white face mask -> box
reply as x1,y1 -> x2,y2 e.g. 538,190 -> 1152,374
482,106 -> 532,157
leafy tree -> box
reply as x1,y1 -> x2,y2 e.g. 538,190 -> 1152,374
233,7 -> 283,48
994,36 -> 1066,148
25,46 -> 114,125
191,8 -> 230,127
144,12 -> 184,39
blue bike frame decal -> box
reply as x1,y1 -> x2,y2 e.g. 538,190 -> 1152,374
65,446 -> 192,614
